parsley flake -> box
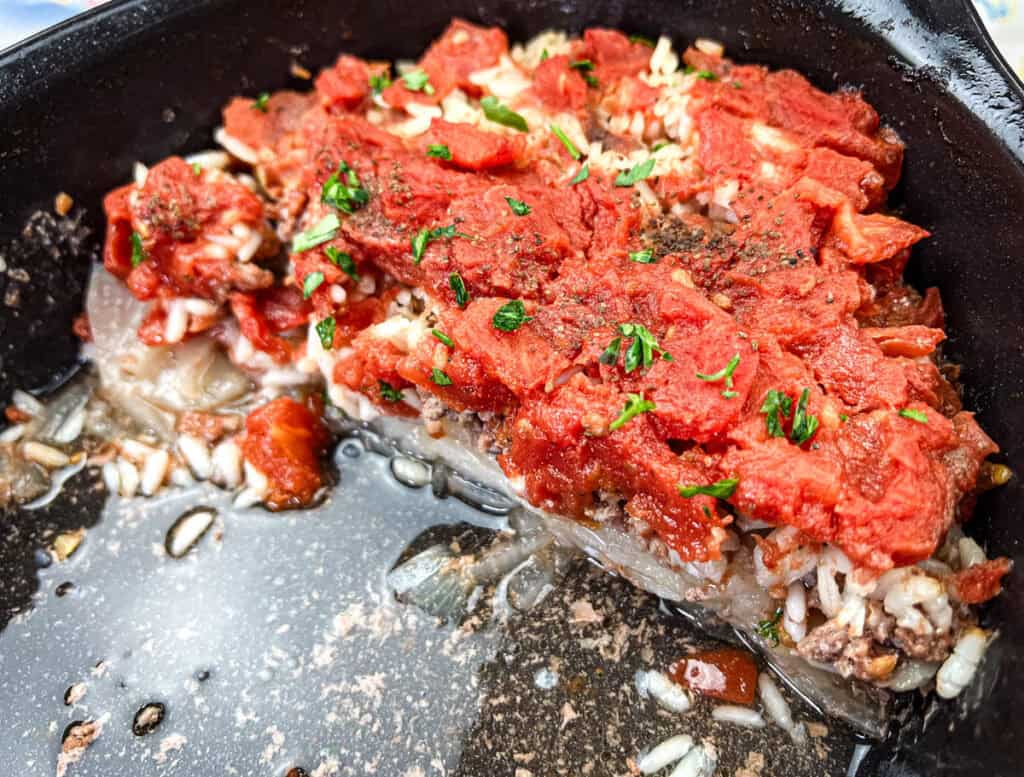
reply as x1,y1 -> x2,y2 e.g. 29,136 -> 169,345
629,34 -> 656,47
696,353 -> 741,397
252,92 -> 270,112
505,196 -> 531,216
492,300 -> 532,332
315,316 -> 336,349
321,160 -> 369,214
292,214 -> 340,253
412,224 -> 469,264
756,607 -> 784,646
569,164 -> 590,185
599,337 -> 622,366
760,389 -> 793,438
684,65 -> 717,81
790,388 -> 820,444
401,70 -> 435,94
430,368 -> 453,386
432,329 -> 454,348
604,323 -> 672,373
303,271 -> 325,299
609,392 -> 655,431
568,60 -> 599,87
480,96 -> 528,132
369,73 -> 391,93
678,478 -> 739,499
449,272 -> 470,307
191,162 -> 202,176
411,230 -> 430,263
614,158 -> 655,187
628,249 -> 655,264
325,246 -> 359,281
379,380 -> 403,402
130,232 -> 147,267
899,408 -> 929,424
427,144 -> 452,160
550,124 -> 582,160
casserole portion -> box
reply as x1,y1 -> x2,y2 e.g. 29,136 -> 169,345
3,20 -> 1010,726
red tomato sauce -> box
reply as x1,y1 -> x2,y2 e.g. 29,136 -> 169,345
99,19 -> 999,547
672,648 -> 759,705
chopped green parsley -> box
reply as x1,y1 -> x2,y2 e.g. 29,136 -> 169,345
760,389 -> 793,438
431,329 -> 454,348
550,124 -> 582,160
678,478 -> 739,499
315,316 -> 335,350
369,73 -> 392,93
401,70 -> 435,94
697,353 -> 741,398
379,380 -> 403,402
292,214 -> 340,253
480,96 -> 528,132
321,160 -> 369,214
412,224 -> 469,264
614,158 -> 655,187
302,271 -> 325,299
130,232 -> 146,267
756,607 -> 784,646
609,392 -> 655,431
430,368 -> 453,386
899,408 -> 929,424
427,144 -> 452,160
492,300 -> 533,332
569,164 -> 590,185
505,196 -> 532,216
791,388 -> 820,444
325,246 -> 359,281
449,272 -> 470,307
601,323 -> 673,373
684,65 -> 717,80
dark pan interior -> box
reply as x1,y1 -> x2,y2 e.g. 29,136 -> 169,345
1,1 -> 1022,774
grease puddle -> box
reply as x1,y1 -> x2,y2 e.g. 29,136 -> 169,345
0,442 -> 859,776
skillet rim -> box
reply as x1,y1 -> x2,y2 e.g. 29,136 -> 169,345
0,1 -> 1022,774
1,0 -> 1022,118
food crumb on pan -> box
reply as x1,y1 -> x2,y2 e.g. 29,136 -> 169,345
56,714 -> 108,777
54,191 -> 73,216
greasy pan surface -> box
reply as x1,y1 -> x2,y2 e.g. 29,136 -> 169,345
0,1 -> 1022,775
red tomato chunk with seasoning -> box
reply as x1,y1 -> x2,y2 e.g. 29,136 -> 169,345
242,398 -> 330,509
95,19 -> 1001,578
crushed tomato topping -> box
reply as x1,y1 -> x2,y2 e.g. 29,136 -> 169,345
98,20 -> 1000,572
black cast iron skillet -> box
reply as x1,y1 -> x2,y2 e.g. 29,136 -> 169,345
0,1 -> 1022,775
